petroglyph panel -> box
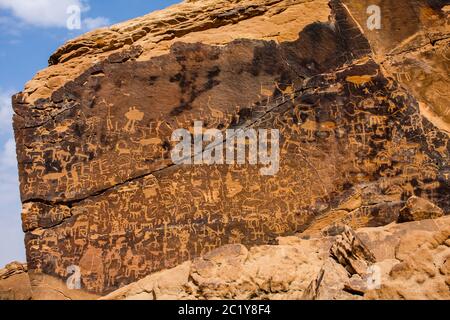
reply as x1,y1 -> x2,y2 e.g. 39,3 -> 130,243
21,56 -> 449,293
13,0 -> 450,295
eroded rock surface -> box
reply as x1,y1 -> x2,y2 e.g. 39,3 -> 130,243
0,262 -> 31,300
102,216 -> 450,300
12,0 -> 450,297
398,195 -> 444,223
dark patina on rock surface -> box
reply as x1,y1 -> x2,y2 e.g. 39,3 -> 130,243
12,0 -> 450,297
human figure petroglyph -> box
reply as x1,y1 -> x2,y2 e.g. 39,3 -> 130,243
104,101 -> 116,132
124,106 -> 145,133
260,83 -> 273,104
177,229 -> 191,260
395,69 -> 412,83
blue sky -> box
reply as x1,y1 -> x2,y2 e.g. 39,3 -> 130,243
0,0 -> 181,267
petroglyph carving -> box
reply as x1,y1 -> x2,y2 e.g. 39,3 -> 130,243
124,107 -> 145,133
11,0 -> 449,298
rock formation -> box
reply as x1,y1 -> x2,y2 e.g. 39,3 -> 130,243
3,215 -> 448,300
102,216 -> 450,300
0,262 -> 31,300
11,0 -> 449,298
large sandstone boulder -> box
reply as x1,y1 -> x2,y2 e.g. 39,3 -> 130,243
12,0 -> 449,298
0,262 -> 31,300
398,196 -> 444,223
102,216 -> 450,300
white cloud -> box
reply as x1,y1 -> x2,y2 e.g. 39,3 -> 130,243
0,0 -> 110,31
0,88 -> 14,134
0,137 -> 19,205
0,138 -> 16,168
83,16 -> 110,30
0,137 -> 24,266
0,0 -> 87,27
0,88 -> 24,266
